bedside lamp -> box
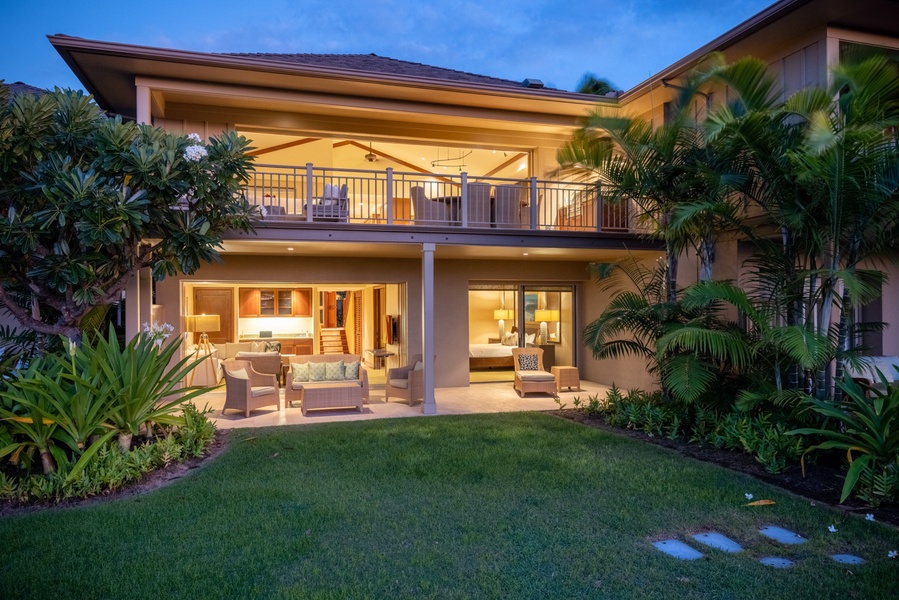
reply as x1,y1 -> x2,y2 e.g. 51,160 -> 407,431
494,309 -> 514,339
534,309 -> 560,345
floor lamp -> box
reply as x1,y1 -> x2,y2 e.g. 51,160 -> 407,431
185,314 -> 220,386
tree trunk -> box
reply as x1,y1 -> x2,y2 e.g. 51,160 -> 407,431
40,449 -> 56,474
698,237 -> 714,282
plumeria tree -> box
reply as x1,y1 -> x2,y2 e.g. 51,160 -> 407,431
0,85 -> 257,343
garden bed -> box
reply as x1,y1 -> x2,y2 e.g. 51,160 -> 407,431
552,409 -> 899,527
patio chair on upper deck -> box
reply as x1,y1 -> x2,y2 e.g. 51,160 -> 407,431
411,186 -> 450,225
312,183 -> 349,222
466,182 -> 491,227
494,184 -> 523,228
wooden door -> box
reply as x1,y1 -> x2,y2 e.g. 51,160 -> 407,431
322,291 -> 338,328
193,288 -> 234,344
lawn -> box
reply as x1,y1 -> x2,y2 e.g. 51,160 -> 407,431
1,412 -> 897,599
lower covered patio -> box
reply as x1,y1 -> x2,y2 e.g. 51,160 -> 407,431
202,377 -> 612,429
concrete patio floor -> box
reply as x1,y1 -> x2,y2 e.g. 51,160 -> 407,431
201,378 -> 612,429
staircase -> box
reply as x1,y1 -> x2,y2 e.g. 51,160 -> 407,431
320,328 -> 350,354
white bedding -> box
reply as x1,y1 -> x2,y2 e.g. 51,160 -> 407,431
469,343 -> 514,358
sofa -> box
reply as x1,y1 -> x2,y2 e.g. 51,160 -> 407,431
234,351 -> 282,383
287,354 -> 369,415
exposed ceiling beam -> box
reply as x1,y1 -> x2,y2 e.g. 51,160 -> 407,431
342,140 -> 456,184
248,137 -> 319,157
483,152 -> 528,177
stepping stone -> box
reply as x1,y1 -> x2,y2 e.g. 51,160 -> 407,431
759,526 -> 807,545
760,557 -> 795,569
831,554 -> 865,565
691,532 -> 743,553
652,539 -> 704,560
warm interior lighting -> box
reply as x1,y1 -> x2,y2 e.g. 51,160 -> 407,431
183,314 -> 220,386
534,309 -> 560,344
494,308 -> 514,339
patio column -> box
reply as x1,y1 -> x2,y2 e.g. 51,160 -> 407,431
135,85 -> 151,125
124,267 -> 152,341
421,242 -> 437,415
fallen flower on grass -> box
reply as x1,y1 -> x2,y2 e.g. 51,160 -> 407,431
828,525 -> 838,533
744,493 -> 753,501
865,514 -> 875,522
888,550 -> 897,559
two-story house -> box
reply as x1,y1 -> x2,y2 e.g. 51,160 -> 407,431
48,0 -> 899,412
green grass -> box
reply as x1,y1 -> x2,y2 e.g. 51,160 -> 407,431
1,412 -> 898,599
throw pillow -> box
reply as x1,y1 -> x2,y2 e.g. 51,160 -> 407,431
229,368 -> 249,380
344,361 -> 361,380
326,361 -> 345,381
309,362 -> 328,382
292,362 -> 310,383
264,341 -> 282,353
526,333 -> 536,345
251,341 -> 264,352
413,361 -> 424,371
502,332 -> 519,346
518,353 -> 539,370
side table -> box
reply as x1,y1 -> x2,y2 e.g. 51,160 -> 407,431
551,366 -> 581,393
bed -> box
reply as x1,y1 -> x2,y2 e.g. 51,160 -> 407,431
469,343 -> 515,369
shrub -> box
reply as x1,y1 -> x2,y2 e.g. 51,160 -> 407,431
790,375 -> 899,505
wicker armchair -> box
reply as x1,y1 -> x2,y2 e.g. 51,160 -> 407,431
221,359 -> 280,417
512,348 -> 557,398
385,354 -> 425,406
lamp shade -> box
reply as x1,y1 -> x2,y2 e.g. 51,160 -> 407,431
184,314 -> 220,333
493,309 -> 514,320
534,309 -> 560,322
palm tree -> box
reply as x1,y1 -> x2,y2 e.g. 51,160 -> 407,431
576,73 -> 616,96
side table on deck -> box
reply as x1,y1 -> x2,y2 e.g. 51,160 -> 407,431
551,366 -> 581,393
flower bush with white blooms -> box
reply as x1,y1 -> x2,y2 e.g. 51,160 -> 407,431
184,133 -> 209,162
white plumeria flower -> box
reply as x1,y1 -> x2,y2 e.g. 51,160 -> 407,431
828,525 -> 838,533
888,550 -> 897,559
187,133 -> 203,143
865,513 -> 875,522
744,493 -> 753,501
184,145 -> 208,162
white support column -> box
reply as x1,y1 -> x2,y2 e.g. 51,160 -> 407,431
125,272 -> 140,341
136,85 -> 151,125
421,243 -> 437,415
124,268 -> 153,342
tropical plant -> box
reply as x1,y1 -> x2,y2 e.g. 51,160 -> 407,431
0,85 -> 257,343
88,325 -> 213,450
790,375 -> 899,504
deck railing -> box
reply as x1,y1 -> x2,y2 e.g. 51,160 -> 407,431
243,163 -> 632,233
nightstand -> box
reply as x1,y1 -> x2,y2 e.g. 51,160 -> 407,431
488,337 -> 501,344
539,344 -> 555,367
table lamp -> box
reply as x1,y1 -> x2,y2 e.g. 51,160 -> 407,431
534,309 -> 560,345
493,309 -> 514,339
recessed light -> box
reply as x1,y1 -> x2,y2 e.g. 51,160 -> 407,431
523,252 -> 529,256
287,247 -> 294,251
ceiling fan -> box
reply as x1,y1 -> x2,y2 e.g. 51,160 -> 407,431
364,142 -> 377,162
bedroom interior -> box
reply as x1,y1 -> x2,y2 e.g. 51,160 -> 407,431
468,287 -> 574,382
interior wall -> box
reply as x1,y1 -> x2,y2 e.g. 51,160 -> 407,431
469,291 -> 504,343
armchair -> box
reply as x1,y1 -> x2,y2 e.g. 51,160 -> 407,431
512,348 -> 556,398
385,354 -> 425,405
221,359 -> 280,417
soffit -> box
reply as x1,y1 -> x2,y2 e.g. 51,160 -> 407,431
49,35 -> 605,124
218,239 -> 655,263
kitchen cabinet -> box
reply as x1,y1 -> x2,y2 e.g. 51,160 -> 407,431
239,287 -> 313,317
292,288 -> 312,316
